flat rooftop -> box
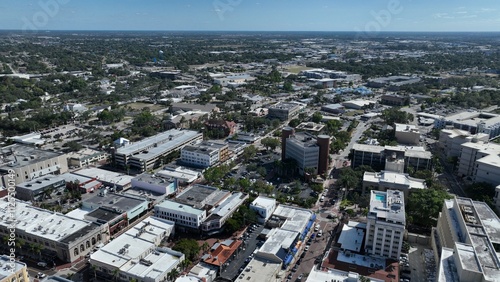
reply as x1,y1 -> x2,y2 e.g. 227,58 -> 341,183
176,184 -> 229,209
90,216 -> 175,270
209,192 -> 246,219
369,190 -> 405,224
73,167 -> 134,187
353,144 -> 385,154
16,175 -> 65,191
155,200 -> 204,216
273,205 -> 313,234
251,196 -> 276,209
395,123 -> 418,132
234,257 -> 281,282
338,221 -> 366,252
259,228 -> 297,259
84,192 -> 147,212
0,198 -> 98,243
437,247 -> 460,282
156,167 -> 200,183
0,255 -> 26,280
133,173 -> 176,186
0,144 -> 63,169
269,102 -> 300,110
116,129 -> 201,156
364,171 -> 426,190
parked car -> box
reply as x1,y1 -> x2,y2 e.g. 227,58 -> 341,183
297,273 -> 304,280
36,273 -> 46,279
317,230 -> 323,237
37,262 -> 47,268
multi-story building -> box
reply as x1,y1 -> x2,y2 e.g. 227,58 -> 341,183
0,197 -> 108,263
457,141 -> 500,185
282,128 -> 330,175
380,94 -> 408,106
0,255 -> 30,282
433,197 -> 500,282
443,111 -> 500,139
180,141 -> 229,168
66,148 -> 109,168
154,184 -> 247,235
204,120 -> 236,137
83,192 -> 149,224
0,144 -> 68,186
113,129 -> 203,172
363,171 -> 426,200
394,123 -> 420,145
351,144 -> 432,173
364,190 -> 405,260
15,175 -> 66,201
90,216 -> 184,282
267,102 -> 301,121
439,128 -> 489,158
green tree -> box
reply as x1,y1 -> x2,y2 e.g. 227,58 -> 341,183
173,239 -> 201,261
406,189 -> 451,228
242,145 -> 258,162
381,108 -> 414,125
288,118 -> 300,127
312,112 -> 323,123
261,137 -> 280,151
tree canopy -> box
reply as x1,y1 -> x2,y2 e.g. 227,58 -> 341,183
406,189 -> 451,228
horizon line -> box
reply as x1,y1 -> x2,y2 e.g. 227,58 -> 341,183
1,29 -> 500,33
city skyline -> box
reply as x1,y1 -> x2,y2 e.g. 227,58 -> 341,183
1,0 -> 500,32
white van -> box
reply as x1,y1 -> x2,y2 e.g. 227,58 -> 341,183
320,196 -> 325,202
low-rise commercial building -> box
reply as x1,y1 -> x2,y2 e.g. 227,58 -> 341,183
0,197 -> 108,263
114,129 -> 203,172
90,216 -> 184,282
154,184 -> 247,235
72,167 -> 134,190
380,94 -> 408,106
342,100 -> 375,110
250,196 -> 277,224
0,144 -> 68,186
321,103 -> 345,114
131,173 -> 177,195
156,166 -> 200,184
83,192 -> 149,224
0,255 -> 30,282
433,197 -> 500,282
365,190 -> 406,260
15,175 -> 66,201
66,148 -> 109,168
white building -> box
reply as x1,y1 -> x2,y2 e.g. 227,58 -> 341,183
444,111 -> 500,139
180,141 -> 228,168
250,196 -> 277,224
114,129 -> 203,172
439,129 -> 489,158
342,100 -> 375,110
433,197 -> 500,282
0,255 -> 30,282
457,141 -> 500,185
394,123 -> 420,145
156,166 -> 200,184
0,197 -> 107,263
305,266 -> 383,282
363,171 -> 426,200
154,200 -> 206,229
90,216 -> 183,282
8,132 -> 45,146
66,148 -> 109,168
364,190 -> 405,260
131,173 -> 177,195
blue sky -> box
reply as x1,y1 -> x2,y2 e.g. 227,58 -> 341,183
2,0 -> 500,31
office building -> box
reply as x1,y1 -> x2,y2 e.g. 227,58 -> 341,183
0,255 -> 29,282
83,192 -> 149,224
267,102 -> 301,121
433,197 -> 500,282
394,123 -> 420,145
180,141 -> 229,168
131,173 -> 177,195
0,197 -> 108,263
114,129 -> 203,172
281,128 -> 330,175
154,184 -> 247,234
156,166 -> 200,184
66,148 -> 109,168
90,216 -> 184,282
365,190 -> 405,260
15,175 -> 66,202
444,111 -> 500,139
351,144 -> 431,173
380,94 -> 408,106
439,129 -> 489,158
0,144 -> 68,186
457,141 -> 500,186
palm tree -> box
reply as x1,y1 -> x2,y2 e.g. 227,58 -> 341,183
91,265 -> 97,280
112,268 -> 119,281
201,242 -> 210,254
179,259 -> 191,272
167,268 -> 179,282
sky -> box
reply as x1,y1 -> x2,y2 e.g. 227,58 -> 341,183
1,0 -> 500,32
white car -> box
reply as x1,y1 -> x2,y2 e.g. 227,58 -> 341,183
314,224 -> 320,232
317,230 -> 323,237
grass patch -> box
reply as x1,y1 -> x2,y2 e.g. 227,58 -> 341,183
124,102 -> 165,112
285,65 -> 314,74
